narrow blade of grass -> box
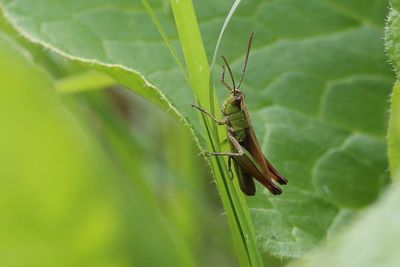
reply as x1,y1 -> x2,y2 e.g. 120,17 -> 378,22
170,1 -> 263,266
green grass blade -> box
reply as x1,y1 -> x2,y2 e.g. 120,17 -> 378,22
209,0 -> 242,73
170,1 -> 263,266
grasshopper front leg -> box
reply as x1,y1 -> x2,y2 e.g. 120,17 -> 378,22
191,104 -> 227,125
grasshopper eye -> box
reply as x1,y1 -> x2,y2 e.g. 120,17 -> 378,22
232,95 -> 242,106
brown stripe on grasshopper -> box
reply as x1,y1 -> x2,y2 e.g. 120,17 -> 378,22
192,32 -> 287,196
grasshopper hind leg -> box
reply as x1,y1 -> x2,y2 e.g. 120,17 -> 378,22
233,158 -> 256,196
205,135 -> 256,195
205,134 -> 244,157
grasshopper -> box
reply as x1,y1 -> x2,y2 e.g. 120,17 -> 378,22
192,33 -> 287,195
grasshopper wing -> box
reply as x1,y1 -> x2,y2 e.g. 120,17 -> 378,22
232,144 -> 282,195
240,100 -> 288,186
264,157 -> 288,185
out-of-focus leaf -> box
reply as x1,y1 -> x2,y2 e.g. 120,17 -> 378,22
0,0 -> 393,259
0,31 -> 195,267
290,171 -> 400,267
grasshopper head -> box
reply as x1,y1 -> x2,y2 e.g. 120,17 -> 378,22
230,89 -> 244,106
222,89 -> 244,115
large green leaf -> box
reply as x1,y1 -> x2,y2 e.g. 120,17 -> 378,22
0,0 -> 393,259
290,170 -> 400,267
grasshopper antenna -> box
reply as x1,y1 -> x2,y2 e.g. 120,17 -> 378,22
237,32 -> 254,90
221,65 -> 234,91
221,56 -> 236,92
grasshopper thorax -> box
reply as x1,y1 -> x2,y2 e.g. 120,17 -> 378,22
222,89 -> 244,115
